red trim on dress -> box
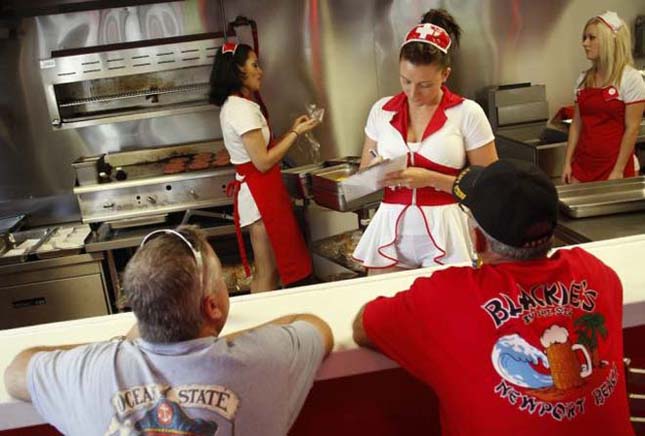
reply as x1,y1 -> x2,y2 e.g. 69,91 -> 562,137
361,152 -> 461,269
357,88 -> 466,270
625,99 -> 645,106
381,86 -> 465,143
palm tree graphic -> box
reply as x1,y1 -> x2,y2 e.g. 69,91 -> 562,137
574,314 -> 608,367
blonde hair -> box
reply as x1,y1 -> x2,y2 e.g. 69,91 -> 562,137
581,17 -> 634,88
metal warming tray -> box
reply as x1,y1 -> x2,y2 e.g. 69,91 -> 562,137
311,164 -> 382,211
0,228 -> 53,265
281,156 -> 362,200
282,163 -> 325,199
557,177 -> 645,218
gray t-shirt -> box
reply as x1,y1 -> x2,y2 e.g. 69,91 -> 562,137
27,321 -> 325,436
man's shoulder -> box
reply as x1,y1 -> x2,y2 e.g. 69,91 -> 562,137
230,322 -> 320,350
409,265 -> 478,294
430,264 -> 477,280
554,246 -> 609,268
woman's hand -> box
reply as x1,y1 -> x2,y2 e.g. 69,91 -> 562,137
291,115 -> 320,136
383,167 -> 435,189
561,161 -> 573,184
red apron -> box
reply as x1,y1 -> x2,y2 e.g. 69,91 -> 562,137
572,86 -> 635,182
229,162 -> 312,286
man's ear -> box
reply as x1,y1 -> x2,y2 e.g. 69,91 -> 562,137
202,293 -> 224,322
473,227 -> 487,253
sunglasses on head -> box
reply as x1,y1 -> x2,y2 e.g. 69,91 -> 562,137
140,229 -> 204,283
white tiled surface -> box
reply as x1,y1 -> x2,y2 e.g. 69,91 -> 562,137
1,235 -> 644,429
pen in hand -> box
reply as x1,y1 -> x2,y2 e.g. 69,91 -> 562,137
367,149 -> 383,167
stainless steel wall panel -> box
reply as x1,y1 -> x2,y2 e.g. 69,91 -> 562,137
1,0 -> 644,224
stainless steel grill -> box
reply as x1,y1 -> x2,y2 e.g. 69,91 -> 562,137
72,140 -> 235,226
40,33 -> 227,129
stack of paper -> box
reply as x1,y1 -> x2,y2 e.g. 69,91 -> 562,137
340,155 -> 408,202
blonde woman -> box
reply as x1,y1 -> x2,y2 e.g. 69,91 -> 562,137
562,11 -> 645,183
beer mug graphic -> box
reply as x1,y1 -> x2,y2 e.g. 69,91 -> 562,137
541,325 -> 592,390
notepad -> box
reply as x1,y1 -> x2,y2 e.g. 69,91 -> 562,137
340,154 -> 408,202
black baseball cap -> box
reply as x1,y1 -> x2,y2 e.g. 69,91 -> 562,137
452,160 -> 558,248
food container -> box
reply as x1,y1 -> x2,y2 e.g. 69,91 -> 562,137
282,163 -> 325,199
557,176 -> 645,218
313,229 -> 365,274
0,228 -> 52,265
324,155 -> 361,167
35,224 -> 91,259
311,164 -> 383,212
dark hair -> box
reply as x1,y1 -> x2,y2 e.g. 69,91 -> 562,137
208,43 -> 254,106
400,9 -> 462,68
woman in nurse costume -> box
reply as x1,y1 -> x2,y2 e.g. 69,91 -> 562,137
352,9 -> 498,274
562,11 -> 645,183
209,43 -> 320,292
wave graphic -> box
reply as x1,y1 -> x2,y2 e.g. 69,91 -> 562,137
492,334 -> 553,389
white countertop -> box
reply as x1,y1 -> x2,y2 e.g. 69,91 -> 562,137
1,234 -> 645,430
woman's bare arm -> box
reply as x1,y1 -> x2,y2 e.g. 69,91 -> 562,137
609,102 -> 645,179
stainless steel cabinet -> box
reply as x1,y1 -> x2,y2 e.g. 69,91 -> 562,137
0,253 -> 110,329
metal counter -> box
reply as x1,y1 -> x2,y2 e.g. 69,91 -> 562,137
556,210 -> 645,244
0,252 -> 110,329
84,223 -> 237,252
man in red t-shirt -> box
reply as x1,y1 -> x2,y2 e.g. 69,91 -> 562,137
353,160 -> 633,435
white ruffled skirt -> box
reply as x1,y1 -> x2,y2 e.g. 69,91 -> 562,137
352,202 -> 473,269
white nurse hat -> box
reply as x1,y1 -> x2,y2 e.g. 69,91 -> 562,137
596,11 -> 624,33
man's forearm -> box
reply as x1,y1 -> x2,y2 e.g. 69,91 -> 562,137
222,314 -> 305,342
4,343 -> 88,402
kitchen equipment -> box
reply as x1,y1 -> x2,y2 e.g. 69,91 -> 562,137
0,214 -> 26,234
35,224 -> 91,259
311,164 -> 383,212
485,83 -> 568,177
281,156 -> 362,200
0,228 -> 53,265
72,140 -> 235,226
0,253 -> 110,329
282,163 -> 325,199
39,32 -> 228,130
312,229 -> 365,274
557,176 -> 645,218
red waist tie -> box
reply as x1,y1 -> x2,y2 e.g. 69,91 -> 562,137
382,186 -> 456,205
226,179 -> 251,277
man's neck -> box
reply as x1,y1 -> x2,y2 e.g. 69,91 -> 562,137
478,251 -> 548,266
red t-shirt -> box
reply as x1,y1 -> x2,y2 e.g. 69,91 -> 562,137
363,247 -> 633,435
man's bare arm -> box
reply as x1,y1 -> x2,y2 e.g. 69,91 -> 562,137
352,305 -> 377,350
4,343 -> 87,401
224,313 -> 334,355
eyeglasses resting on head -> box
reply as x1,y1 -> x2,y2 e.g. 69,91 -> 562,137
140,229 -> 204,284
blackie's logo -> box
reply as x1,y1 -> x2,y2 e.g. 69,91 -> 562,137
482,280 -> 598,328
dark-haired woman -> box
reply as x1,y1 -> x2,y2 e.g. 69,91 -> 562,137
210,42 -> 319,292
352,9 -> 498,274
